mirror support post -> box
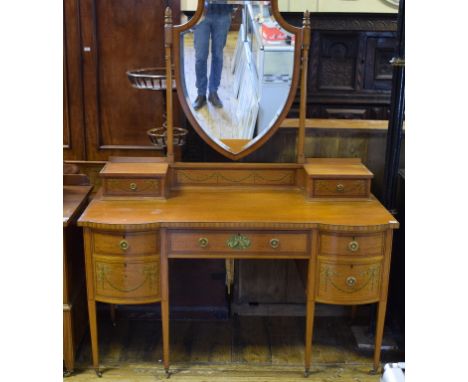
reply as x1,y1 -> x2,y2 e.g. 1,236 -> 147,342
297,11 -> 311,164
165,7 -> 174,163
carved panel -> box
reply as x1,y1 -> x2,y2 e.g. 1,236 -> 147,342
310,16 -> 397,32
317,33 -> 359,91
364,34 -> 396,91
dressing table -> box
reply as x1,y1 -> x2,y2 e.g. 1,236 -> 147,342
78,0 -> 398,377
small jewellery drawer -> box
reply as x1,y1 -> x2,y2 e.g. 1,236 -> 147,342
167,230 -> 309,256
94,255 -> 161,302
319,232 -> 384,256
103,178 -> 164,197
316,256 -> 382,304
312,179 -> 370,198
92,231 -> 158,256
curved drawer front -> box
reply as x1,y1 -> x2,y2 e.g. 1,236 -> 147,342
319,232 -> 384,256
167,230 -> 309,257
316,256 -> 382,304
92,231 -> 158,256
94,255 -> 161,302
313,179 -> 369,198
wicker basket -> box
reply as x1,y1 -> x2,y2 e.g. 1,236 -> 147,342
147,127 -> 188,149
127,67 -> 176,91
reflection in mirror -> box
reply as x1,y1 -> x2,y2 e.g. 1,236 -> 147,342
180,0 -> 295,154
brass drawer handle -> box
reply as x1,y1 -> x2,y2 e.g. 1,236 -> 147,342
348,240 -> 359,252
336,183 -> 345,192
270,238 -> 280,249
227,233 -> 251,250
198,237 -> 209,248
346,276 -> 357,288
129,182 -> 138,191
119,239 -> 129,251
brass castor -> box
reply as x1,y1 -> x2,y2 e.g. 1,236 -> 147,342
165,368 -> 171,379
95,369 -> 103,377
63,370 -> 73,377
304,369 -> 310,377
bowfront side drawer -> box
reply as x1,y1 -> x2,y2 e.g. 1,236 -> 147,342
319,232 -> 384,256
316,256 -> 382,304
167,230 -> 309,257
103,178 -> 164,197
94,255 -> 161,303
92,231 -> 158,257
312,178 -> 370,198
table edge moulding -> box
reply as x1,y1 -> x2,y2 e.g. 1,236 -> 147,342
76,0 -> 399,378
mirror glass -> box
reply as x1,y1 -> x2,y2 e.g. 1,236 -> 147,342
179,0 -> 295,154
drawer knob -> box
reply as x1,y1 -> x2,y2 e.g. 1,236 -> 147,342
346,276 -> 357,288
348,240 -> 359,252
336,183 -> 345,192
270,238 -> 280,249
129,182 -> 138,191
198,237 -> 209,248
119,239 -> 129,251
227,233 -> 251,250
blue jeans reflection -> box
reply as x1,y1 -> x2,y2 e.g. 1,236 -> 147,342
194,10 -> 232,97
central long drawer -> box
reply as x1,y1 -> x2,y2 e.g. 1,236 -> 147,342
166,230 -> 310,258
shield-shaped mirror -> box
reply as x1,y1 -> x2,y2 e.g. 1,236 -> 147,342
172,0 -> 303,160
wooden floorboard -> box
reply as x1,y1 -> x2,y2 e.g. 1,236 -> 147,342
69,312 -> 403,381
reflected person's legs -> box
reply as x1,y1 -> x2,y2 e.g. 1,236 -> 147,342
208,13 -> 231,107
194,19 -> 211,107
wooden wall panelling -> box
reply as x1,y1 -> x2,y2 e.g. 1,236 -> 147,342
79,0 -> 181,161
234,260 -> 306,304
64,0 -> 86,160
169,259 -> 229,319
303,129 -> 369,160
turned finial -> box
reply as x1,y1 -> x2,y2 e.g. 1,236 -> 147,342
302,10 -> 311,28
302,10 -> 311,47
164,7 -> 173,46
165,6 -> 172,25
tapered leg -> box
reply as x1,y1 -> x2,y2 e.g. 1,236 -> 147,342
373,229 -> 394,373
304,253 -> 317,377
63,310 -> 74,376
160,230 -> 170,377
87,299 -> 102,377
373,300 -> 388,373
304,299 -> 315,377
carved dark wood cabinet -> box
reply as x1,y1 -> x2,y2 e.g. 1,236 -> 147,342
306,14 -> 397,120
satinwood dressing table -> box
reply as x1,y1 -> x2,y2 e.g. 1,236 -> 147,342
77,1 -> 398,377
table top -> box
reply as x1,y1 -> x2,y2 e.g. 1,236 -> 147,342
64,185 -> 93,227
100,162 -> 169,177
78,188 -> 398,231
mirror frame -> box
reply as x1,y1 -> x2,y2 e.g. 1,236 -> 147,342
170,0 -> 306,160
